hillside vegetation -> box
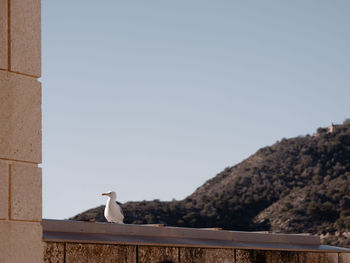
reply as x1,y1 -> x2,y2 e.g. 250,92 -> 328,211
71,121 -> 350,247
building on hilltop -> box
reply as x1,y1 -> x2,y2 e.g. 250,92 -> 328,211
343,118 -> 350,125
328,123 -> 341,133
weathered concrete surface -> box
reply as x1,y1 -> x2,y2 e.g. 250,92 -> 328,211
339,253 -> 350,263
0,161 -> 9,219
114,245 -> 137,263
0,221 -> 43,263
299,252 -> 338,263
44,242 -> 64,263
180,248 -> 205,263
0,0 -> 7,70
236,249 -> 299,263
10,0 -> 41,76
203,248 -> 235,263
10,163 -> 42,221
66,243 -> 136,263
138,246 -> 179,263
180,247 -> 235,263
0,0 -> 42,262
265,251 -> 299,263
44,242 -> 350,263
236,249 -> 267,263
0,71 -> 42,163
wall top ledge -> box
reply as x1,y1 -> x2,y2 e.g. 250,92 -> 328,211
42,219 -> 350,253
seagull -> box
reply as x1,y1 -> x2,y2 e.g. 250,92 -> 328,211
101,191 -> 124,224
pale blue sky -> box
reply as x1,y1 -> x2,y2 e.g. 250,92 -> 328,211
42,1 -> 350,219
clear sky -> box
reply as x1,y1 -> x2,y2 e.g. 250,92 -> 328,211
42,1 -> 350,219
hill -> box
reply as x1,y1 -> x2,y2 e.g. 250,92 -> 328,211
71,121 -> 350,247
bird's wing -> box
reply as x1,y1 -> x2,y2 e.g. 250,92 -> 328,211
117,202 -> 124,217
110,202 -> 124,218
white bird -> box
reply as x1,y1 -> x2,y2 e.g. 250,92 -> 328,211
101,191 -> 124,224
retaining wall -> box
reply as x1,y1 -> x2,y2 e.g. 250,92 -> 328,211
43,220 -> 350,263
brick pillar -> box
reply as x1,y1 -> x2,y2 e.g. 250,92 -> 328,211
0,0 -> 42,262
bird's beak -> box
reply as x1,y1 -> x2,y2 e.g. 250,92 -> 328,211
101,193 -> 108,196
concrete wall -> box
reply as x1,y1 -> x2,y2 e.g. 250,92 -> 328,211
0,0 -> 42,262
41,219 -> 350,262
44,242 -> 350,263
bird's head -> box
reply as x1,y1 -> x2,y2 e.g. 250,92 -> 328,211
101,191 -> 117,200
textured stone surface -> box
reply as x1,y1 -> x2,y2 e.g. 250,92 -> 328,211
0,0 -> 8,69
339,253 -> 350,263
10,163 -> 41,221
138,246 -> 179,263
236,250 -> 300,263
236,249 -> 267,263
299,252 -> 338,263
236,250 -> 298,263
180,247 -> 234,263
180,248 -> 204,263
203,248 -> 235,263
114,245 -> 137,263
0,71 -> 41,163
66,243 -> 136,263
0,221 -> 43,263
265,251 -> 299,263
0,161 -> 9,219
10,0 -> 41,76
44,242 -> 64,263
